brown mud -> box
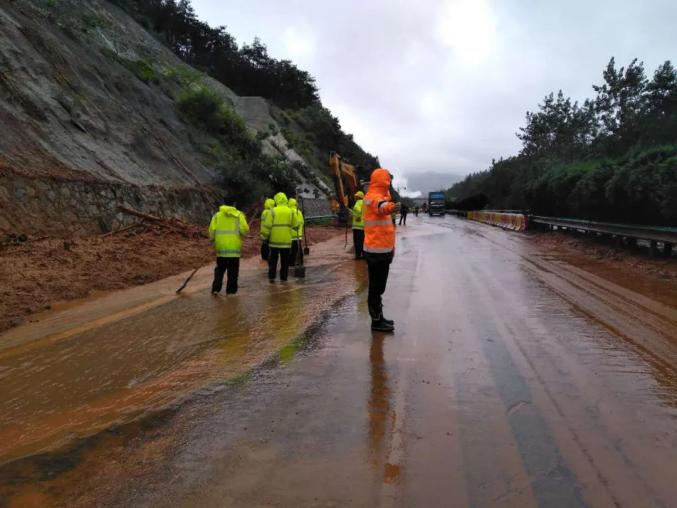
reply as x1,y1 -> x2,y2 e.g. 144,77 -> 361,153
1,216 -> 676,507
0,223 -> 342,333
527,229 -> 676,283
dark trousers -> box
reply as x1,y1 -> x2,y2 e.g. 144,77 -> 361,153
365,251 -> 393,319
268,247 -> 291,281
353,229 -> 364,258
212,257 -> 240,294
261,241 -> 269,261
290,239 -> 304,266
399,212 -> 408,225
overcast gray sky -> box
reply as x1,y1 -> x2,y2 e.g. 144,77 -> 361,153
191,0 -> 677,193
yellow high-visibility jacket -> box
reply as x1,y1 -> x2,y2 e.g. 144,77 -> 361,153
289,198 -> 305,240
260,198 -> 275,240
208,205 -> 250,257
261,192 -> 299,248
351,199 -> 364,230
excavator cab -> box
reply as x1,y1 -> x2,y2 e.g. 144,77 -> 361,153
329,151 -> 361,225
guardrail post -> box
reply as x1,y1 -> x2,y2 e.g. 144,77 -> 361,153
665,242 -> 673,257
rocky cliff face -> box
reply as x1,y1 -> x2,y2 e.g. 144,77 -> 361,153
0,0 -> 328,236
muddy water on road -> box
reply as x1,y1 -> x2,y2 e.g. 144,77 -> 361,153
2,217 -> 677,507
0,237 -> 359,466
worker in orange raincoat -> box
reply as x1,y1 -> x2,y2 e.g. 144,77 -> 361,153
363,168 -> 400,332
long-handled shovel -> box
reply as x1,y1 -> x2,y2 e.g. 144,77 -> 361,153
300,198 -> 310,255
303,228 -> 310,255
176,267 -> 200,294
294,240 -> 306,278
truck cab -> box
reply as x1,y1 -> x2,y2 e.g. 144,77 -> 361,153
428,191 -> 446,216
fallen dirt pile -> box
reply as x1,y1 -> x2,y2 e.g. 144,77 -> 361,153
528,231 -> 677,281
0,224 -> 342,333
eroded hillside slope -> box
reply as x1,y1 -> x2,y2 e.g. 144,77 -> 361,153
0,0 -> 329,235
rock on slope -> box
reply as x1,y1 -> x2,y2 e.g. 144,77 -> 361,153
0,0 -> 327,236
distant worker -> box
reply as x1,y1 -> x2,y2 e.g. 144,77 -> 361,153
351,190 -> 365,259
261,192 -> 299,282
399,204 -> 409,226
289,198 -> 305,268
414,206 -> 419,217
363,169 -> 400,332
209,200 -> 250,295
260,197 -> 274,261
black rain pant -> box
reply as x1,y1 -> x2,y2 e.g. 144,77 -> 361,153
353,229 -> 364,259
212,257 -> 240,294
268,247 -> 291,281
365,251 -> 393,320
290,239 -> 304,266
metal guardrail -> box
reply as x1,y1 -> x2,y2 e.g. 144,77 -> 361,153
530,216 -> 677,246
450,209 -> 676,250
304,214 -> 336,224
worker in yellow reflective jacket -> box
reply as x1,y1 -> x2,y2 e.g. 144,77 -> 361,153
208,201 -> 250,295
351,191 -> 365,259
260,198 -> 274,261
288,198 -> 305,267
261,192 -> 299,282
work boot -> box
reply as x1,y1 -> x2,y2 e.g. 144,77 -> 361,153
381,315 -> 394,326
371,318 -> 394,332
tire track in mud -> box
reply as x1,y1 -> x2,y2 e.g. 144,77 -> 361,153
452,247 -> 587,507
459,220 -> 677,380
455,218 -> 677,505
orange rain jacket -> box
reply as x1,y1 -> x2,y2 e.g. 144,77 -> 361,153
363,168 -> 396,254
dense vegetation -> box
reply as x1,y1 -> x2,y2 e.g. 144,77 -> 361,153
109,0 -> 379,194
447,59 -> 677,225
109,0 -> 318,109
271,105 -> 380,185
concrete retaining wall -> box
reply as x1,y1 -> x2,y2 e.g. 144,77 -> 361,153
0,174 -> 219,236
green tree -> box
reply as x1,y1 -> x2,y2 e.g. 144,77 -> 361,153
592,57 -> 647,153
518,90 -> 596,160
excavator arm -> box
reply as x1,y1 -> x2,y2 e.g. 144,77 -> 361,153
329,151 -> 358,211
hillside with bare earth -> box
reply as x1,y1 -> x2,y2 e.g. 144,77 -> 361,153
0,0 -> 336,237
0,0 -> 370,331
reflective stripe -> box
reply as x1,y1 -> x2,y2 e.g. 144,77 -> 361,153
352,225 -> 364,230
269,242 -> 291,248
365,219 -> 392,226
215,249 -> 241,255
364,246 -> 393,253
213,215 -> 241,235
364,199 -> 373,205
377,200 -> 388,211
271,209 -> 292,227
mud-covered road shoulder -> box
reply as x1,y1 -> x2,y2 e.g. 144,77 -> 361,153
526,229 -> 677,283
0,225 -> 343,334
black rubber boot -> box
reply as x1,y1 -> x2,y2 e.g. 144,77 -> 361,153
381,315 -> 394,326
371,318 -> 394,332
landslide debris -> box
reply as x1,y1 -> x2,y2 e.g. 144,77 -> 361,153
0,223 -> 342,334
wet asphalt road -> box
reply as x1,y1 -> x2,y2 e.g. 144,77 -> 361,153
1,215 -> 677,507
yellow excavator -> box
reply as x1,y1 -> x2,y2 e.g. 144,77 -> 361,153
329,151 -> 360,224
